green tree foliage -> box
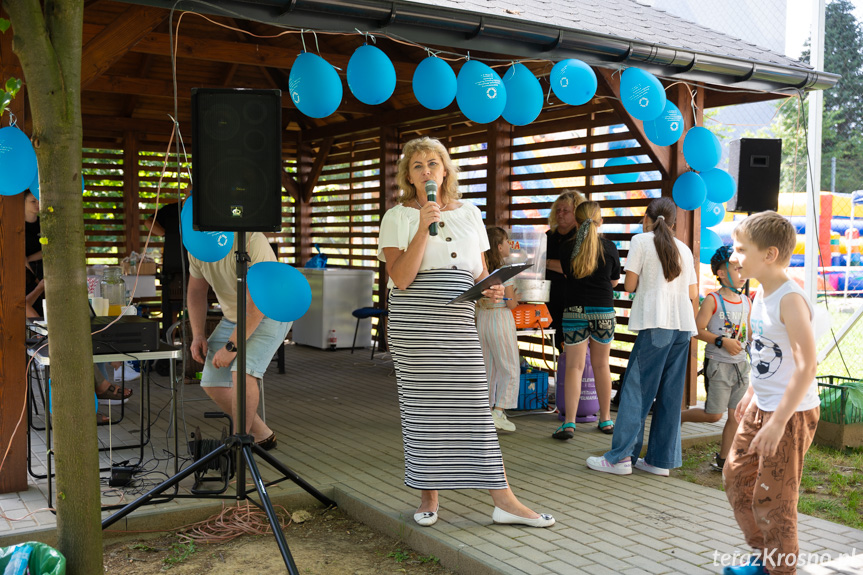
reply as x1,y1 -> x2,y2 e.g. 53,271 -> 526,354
795,0 -> 863,193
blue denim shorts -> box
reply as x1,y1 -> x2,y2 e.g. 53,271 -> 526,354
201,317 -> 291,387
562,306 -> 616,345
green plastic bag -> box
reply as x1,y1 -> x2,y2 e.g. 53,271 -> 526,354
0,542 -> 66,575
821,380 -> 863,424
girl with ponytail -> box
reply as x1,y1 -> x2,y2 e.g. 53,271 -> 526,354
551,201 -> 621,440
586,196 -> 698,477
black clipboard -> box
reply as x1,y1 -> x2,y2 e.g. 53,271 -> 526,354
447,263 -> 533,304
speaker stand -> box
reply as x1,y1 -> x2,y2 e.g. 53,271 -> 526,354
102,231 -> 335,574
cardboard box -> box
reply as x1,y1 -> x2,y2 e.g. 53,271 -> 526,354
122,275 -> 157,298
515,372 -> 549,411
121,261 -> 158,275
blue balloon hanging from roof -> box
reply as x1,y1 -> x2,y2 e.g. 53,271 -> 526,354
248,262 -> 313,322
700,228 -> 724,264
672,171 -> 707,211
642,100 -> 684,146
700,198 -> 725,228
501,63 -> 543,126
413,56 -> 457,110
701,167 -> 736,203
289,52 -> 343,119
456,60 -> 507,124
603,157 -> 640,184
550,59 -> 597,106
347,44 -> 396,105
181,196 -> 234,262
619,68 -> 666,122
0,126 -> 38,196
683,127 -> 722,172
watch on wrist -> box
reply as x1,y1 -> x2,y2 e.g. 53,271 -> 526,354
225,340 -> 237,353
714,336 -> 724,349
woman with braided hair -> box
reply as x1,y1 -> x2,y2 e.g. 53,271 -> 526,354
551,201 -> 621,440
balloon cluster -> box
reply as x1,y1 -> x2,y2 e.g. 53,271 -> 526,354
0,126 -> 37,197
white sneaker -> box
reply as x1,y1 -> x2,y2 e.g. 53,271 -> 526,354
634,459 -> 669,477
586,456 -> 632,475
114,363 -> 141,382
491,409 -> 516,432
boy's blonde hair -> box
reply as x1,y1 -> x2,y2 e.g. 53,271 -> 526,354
732,211 -> 796,264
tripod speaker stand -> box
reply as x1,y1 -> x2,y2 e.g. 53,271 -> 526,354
102,232 -> 335,573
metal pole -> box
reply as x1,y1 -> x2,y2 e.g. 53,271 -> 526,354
831,157 -> 836,193
804,0 -> 826,304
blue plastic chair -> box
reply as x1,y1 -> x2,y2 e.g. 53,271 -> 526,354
351,307 -> 388,359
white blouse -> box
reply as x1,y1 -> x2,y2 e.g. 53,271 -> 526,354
377,203 -> 489,289
625,232 -> 698,334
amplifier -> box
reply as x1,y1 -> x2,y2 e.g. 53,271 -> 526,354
91,316 -> 159,354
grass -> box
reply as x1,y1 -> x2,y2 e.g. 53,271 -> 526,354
162,539 -> 197,569
678,440 -> 863,530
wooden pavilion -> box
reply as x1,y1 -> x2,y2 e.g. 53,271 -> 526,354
0,0 -> 839,493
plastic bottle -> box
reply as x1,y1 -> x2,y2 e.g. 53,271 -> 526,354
328,329 -> 337,351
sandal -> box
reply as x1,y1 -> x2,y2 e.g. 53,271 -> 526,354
96,413 -> 110,425
598,420 -> 615,435
552,422 -> 575,440
96,383 -> 133,405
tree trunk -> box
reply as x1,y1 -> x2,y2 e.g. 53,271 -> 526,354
2,1 -> 103,573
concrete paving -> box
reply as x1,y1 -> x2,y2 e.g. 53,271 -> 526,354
3,342 -> 861,574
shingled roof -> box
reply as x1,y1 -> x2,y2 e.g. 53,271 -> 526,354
132,0 -> 837,97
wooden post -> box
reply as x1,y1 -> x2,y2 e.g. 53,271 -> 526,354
378,125 -> 399,303
123,131 -> 140,257
486,118 -> 512,227
295,133 -> 313,267
662,83 -> 703,408
0,33 -> 29,491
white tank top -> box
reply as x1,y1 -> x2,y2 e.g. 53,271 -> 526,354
749,280 -> 820,412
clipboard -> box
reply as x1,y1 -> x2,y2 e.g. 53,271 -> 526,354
447,263 -> 533,304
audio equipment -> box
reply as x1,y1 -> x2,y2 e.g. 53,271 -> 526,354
726,138 -> 782,213
191,88 -> 283,231
91,316 -> 159,354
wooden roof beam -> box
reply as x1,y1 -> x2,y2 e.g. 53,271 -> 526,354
595,68 -> 671,179
303,138 -> 333,202
81,5 -> 167,88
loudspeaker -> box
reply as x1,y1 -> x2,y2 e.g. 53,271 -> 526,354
726,138 -> 782,213
192,88 -> 282,231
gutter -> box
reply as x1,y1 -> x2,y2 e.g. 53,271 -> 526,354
142,0 -> 840,93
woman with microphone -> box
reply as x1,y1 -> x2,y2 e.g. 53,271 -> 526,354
378,136 -> 554,529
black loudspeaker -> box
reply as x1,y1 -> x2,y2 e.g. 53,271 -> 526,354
192,88 -> 282,231
726,138 -> 782,213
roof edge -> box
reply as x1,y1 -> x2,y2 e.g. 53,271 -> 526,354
134,0 -> 841,94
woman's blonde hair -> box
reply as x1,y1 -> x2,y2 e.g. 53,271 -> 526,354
395,137 -> 461,205
570,201 -> 605,278
484,226 -> 509,273
548,189 -> 587,232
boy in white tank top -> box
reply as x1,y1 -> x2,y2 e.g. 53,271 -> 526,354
722,212 -> 820,575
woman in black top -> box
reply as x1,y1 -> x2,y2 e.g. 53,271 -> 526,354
552,201 -> 620,440
545,190 -> 585,350
24,190 -> 44,318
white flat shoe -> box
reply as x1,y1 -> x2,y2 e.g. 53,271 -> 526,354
413,506 -> 438,526
492,507 -> 555,528
634,458 -> 670,477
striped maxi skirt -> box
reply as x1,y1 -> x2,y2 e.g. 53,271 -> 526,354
387,269 -> 508,491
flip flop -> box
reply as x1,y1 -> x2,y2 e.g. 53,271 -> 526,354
598,420 -> 614,435
552,422 -> 575,440
96,383 -> 133,405
96,413 -> 110,425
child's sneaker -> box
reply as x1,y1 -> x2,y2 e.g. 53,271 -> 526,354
491,409 -> 516,432
711,452 -> 726,472
586,456 -> 632,475
634,458 -> 669,477
723,559 -> 766,575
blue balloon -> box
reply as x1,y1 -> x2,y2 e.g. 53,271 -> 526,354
683,127 -> 722,172
180,196 -> 233,262
289,52 -> 343,119
29,170 -> 39,199
456,60 -> 506,124
619,68 -> 666,122
701,198 -> 726,228
672,171 -> 707,210
413,57 -> 457,110
643,100 -> 684,146
550,59 -> 597,106
701,167 -> 736,203
347,45 -> 396,105
0,127 -> 38,196
501,63 -> 543,126
700,228 -> 724,264
604,157 -> 640,184
248,262 -> 312,322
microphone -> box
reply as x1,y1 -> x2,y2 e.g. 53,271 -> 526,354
425,180 -> 438,236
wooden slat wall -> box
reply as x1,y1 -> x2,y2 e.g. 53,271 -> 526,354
79,102 -> 669,371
